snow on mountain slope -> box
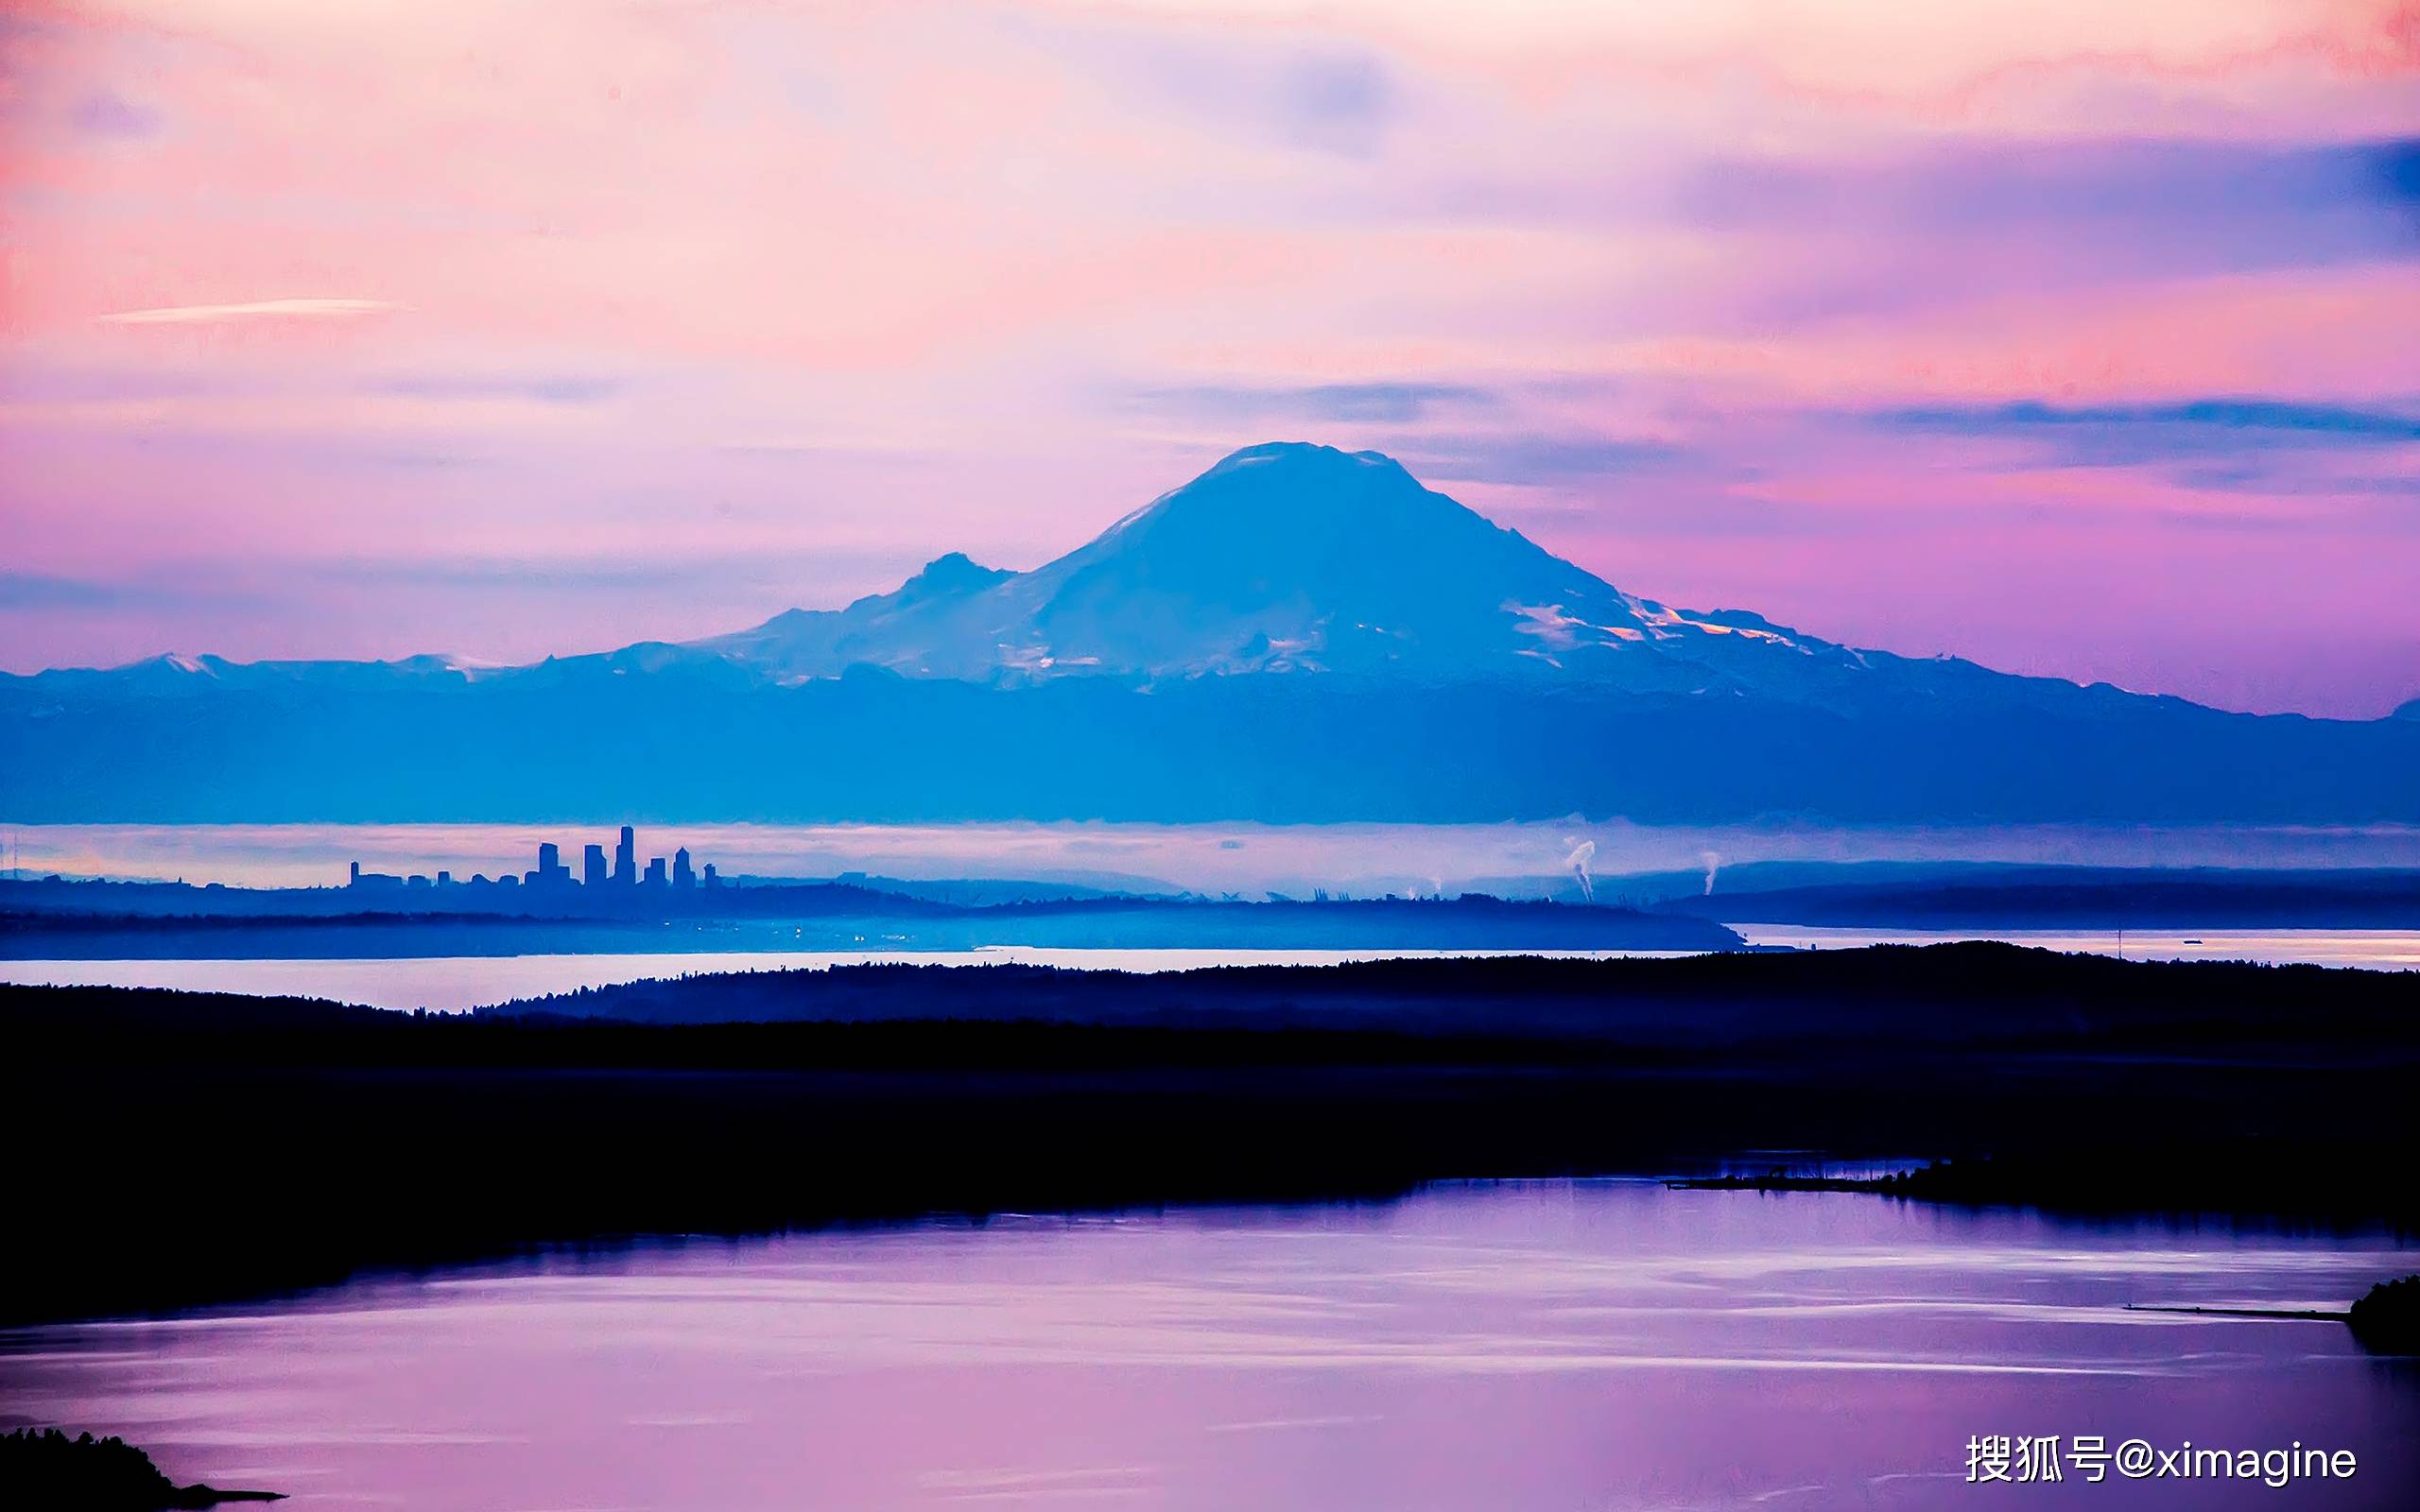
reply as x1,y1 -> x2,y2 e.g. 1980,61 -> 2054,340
691,442 -> 1894,697
0,443 -> 2311,721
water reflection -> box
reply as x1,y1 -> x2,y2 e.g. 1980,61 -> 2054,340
3,1181 -> 2411,1509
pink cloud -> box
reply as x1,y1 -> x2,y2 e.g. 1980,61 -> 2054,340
3,1 -> 2415,715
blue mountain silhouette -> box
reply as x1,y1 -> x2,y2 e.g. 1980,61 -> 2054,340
694,442 -> 2040,704
6,443 -> 2415,823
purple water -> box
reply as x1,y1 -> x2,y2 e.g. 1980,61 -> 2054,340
3,1181 -> 2411,1510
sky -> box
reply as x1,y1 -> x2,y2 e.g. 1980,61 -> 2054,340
1,0 -> 2414,717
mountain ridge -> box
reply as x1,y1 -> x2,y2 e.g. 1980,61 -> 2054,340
7,441 -> 2415,826
16,442 -> 2383,725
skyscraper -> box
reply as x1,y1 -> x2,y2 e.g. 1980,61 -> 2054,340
583,844 -> 608,888
644,856 -> 666,887
672,847 -> 695,888
614,825 -> 636,886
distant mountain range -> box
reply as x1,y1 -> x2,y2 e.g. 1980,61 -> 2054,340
5,442 -> 2415,824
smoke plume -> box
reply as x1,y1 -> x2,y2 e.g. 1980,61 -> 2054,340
1564,839 -> 1597,903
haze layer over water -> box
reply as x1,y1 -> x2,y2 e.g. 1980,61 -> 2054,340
15,820 -> 2420,894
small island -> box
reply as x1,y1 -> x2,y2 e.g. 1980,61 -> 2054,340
0,1428 -> 282,1509
1664,1150 -> 2414,1219
2347,1276 -> 2420,1354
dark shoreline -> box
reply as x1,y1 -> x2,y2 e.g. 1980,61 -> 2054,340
0,1429 -> 282,1509
5,944 -> 2413,1328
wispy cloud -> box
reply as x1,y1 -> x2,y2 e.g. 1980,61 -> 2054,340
1139,380 -> 1494,424
297,545 -> 912,597
1684,139 -> 2420,260
1394,432 -> 1685,485
69,89 -> 162,140
0,572 -> 125,610
1870,398 -> 2420,466
2170,462 -> 2420,499
0,571 -> 220,610
96,299 -> 396,326
365,373 -> 621,405
1014,15 -> 1404,158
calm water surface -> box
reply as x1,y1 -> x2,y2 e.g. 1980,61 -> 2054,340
3,1182 -> 2411,1510
1729,925 -> 2420,971
3,928 -> 2411,1011
0,947 -> 1672,1012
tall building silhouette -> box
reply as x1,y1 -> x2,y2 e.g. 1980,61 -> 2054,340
342,824 -> 728,898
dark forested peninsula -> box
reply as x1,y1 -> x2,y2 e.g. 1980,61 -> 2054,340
6,943 -> 2411,1326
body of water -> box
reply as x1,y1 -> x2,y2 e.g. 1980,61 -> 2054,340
0,947 -> 1667,1013
1730,926 -> 2420,971
3,927 -> 2411,1012
2,1181 -> 2410,1510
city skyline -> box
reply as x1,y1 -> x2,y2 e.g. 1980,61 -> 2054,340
349,825 -> 718,894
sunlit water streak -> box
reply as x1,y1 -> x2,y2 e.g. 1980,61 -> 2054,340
0,948 -> 1679,1012
2,926 -> 2410,1013
2,1181 -> 2411,1510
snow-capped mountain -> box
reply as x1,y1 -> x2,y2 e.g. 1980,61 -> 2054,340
0,443 -> 2276,713
7,442 -> 2414,826
696,442 -> 1859,693
679,441 -> 2181,718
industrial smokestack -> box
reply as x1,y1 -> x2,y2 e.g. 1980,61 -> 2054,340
1564,839 -> 1597,904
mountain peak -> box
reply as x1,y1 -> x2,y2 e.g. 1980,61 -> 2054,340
898,551 -> 1011,601
1110,441 -> 1464,547
1205,439 -> 1405,472
678,442 -> 1880,689
1167,441 -> 1418,508
965,438 -> 1668,679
